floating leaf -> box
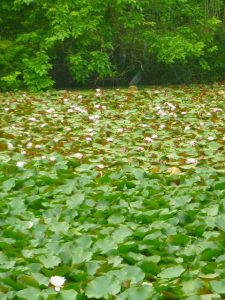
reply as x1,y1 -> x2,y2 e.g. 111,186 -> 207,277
86,275 -> 121,299
158,265 -> 185,279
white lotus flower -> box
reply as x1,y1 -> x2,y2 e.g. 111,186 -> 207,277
152,134 -> 158,139
27,142 -> 32,148
158,111 -> 167,116
160,124 -> 165,129
96,88 -> 101,93
16,161 -> 26,168
28,221 -> 34,228
41,155 -> 47,159
35,145 -> 42,149
106,138 -> 114,142
49,157 -> 56,161
184,126 -> 190,131
96,164 -> 105,169
165,102 -> 176,110
88,116 -> 94,121
142,282 -> 153,286
67,108 -> 73,113
50,276 -> 66,292
117,128 -> 124,133
21,150 -> 26,155
89,115 -> 100,121
29,117 -> 36,122
222,137 -> 225,141
8,143 -> 14,150
74,153 -> 83,159
78,95 -> 83,99
95,104 -> 101,109
181,111 -> 187,115
208,136 -> 214,141
46,108 -> 55,113
74,106 -> 82,112
186,158 -> 198,164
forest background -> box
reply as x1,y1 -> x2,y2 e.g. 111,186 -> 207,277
1,0 -> 225,91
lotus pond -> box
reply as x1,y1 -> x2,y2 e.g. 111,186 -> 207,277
0,86 -> 225,299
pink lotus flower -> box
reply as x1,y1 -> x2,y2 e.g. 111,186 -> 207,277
190,140 -> 197,146
152,134 -> 158,139
144,137 -> 153,143
137,146 -> 145,152
186,158 -> 198,164
212,108 -> 222,112
74,153 -> 83,159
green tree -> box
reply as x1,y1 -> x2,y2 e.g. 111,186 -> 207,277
0,0 -> 224,90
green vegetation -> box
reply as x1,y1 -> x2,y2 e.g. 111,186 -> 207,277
0,86 -> 225,299
1,0 -> 225,90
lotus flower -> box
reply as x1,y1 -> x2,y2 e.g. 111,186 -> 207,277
16,161 -> 26,168
50,276 -> 66,292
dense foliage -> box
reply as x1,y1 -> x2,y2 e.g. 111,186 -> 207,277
0,86 -> 225,299
1,0 -> 225,90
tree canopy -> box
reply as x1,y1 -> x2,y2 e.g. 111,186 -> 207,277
1,0 -> 225,90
